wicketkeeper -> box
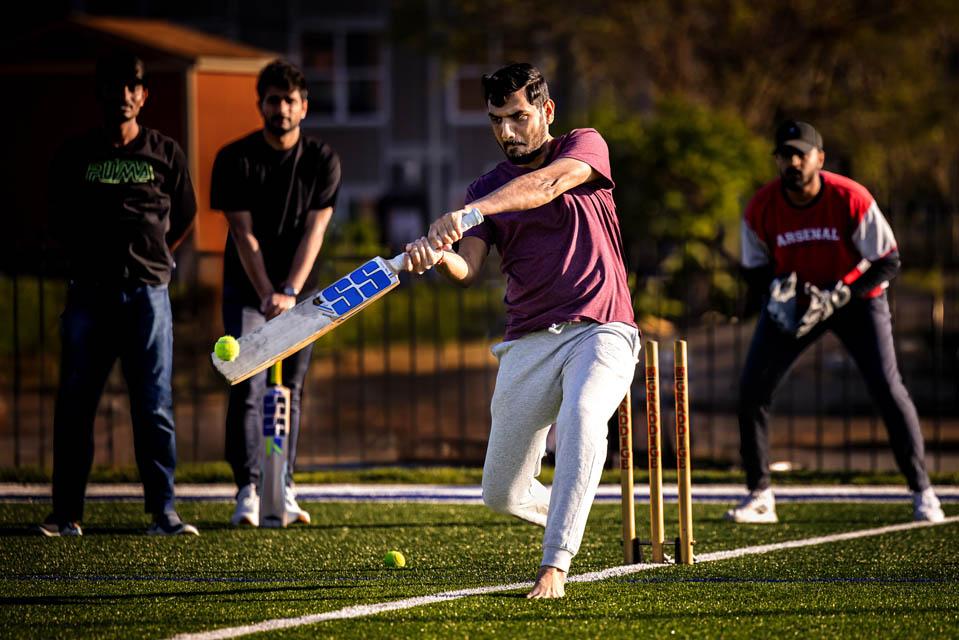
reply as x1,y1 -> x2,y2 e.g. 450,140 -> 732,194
729,120 -> 945,524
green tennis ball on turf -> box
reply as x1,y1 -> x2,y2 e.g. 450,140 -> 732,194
214,335 -> 240,361
384,550 -> 406,568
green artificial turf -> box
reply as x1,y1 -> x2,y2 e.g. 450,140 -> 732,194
0,502 -> 956,638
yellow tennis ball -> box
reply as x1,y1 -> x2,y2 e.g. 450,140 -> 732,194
384,550 -> 406,568
214,335 -> 240,361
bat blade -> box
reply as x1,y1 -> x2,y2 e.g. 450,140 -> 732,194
212,256 -> 401,384
211,208 -> 484,385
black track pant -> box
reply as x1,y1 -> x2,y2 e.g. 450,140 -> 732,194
223,297 -> 313,490
738,294 -> 930,492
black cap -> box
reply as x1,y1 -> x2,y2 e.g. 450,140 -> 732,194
773,120 -> 822,154
96,52 -> 147,89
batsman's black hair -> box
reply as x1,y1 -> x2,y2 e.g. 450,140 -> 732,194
482,63 -> 549,108
257,58 -> 308,101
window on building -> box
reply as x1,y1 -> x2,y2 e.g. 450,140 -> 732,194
446,34 -> 538,125
446,65 -> 489,125
300,28 -> 388,124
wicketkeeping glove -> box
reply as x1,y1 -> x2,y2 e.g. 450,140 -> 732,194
766,272 -> 799,335
795,281 -> 852,338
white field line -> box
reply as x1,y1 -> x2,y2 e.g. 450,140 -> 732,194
167,515 -> 959,640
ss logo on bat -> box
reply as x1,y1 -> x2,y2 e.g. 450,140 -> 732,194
315,259 -> 395,316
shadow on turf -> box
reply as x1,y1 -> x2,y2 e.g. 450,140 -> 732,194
0,583 -> 357,606
1,525 -> 163,536
187,520 -> 520,532
5,518 -> 521,536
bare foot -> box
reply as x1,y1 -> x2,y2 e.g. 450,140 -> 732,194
527,565 -> 566,599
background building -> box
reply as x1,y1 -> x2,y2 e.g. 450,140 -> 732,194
1,1 -> 956,474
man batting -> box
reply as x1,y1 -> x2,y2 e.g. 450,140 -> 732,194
729,120 -> 945,524
406,63 -> 639,598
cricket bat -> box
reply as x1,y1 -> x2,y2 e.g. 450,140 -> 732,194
211,209 -> 484,385
260,360 -> 290,528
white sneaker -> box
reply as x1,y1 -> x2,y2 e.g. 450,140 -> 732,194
285,486 -> 311,525
724,488 -> 779,524
913,487 -> 945,523
231,484 -> 259,526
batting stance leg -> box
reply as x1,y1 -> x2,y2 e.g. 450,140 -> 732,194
482,336 -> 562,529
482,322 -> 639,573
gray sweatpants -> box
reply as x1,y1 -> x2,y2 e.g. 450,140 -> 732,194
482,321 -> 640,572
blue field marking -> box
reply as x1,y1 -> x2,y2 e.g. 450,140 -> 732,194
2,484 -> 958,504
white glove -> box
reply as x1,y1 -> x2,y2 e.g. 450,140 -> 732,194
766,272 -> 799,334
796,281 -> 852,338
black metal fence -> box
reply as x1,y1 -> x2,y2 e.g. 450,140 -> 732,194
2,206 -> 957,473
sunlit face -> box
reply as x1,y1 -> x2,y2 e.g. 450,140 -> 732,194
259,87 -> 308,136
97,78 -> 147,125
775,146 -> 824,193
488,89 -> 555,166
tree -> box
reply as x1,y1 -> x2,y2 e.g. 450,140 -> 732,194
397,0 -> 959,201
596,98 -> 773,321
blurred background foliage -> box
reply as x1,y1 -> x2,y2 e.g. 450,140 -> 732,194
396,0 -> 959,321
592,98 -> 773,319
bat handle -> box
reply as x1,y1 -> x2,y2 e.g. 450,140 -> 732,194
388,208 -> 486,273
460,207 -> 484,229
269,360 -> 282,384
387,253 -> 414,273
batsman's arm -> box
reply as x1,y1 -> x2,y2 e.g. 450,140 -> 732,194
468,157 -> 597,215
428,158 -> 596,248
406,236 -> 487,287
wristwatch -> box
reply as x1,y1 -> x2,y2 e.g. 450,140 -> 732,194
282,286 -> 299,297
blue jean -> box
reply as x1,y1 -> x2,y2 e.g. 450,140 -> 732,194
52,281 -> 178,522
222,292 -> 313,489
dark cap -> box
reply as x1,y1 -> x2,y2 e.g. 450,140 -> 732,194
773,120 -> 822,154
96,52 -> 147,88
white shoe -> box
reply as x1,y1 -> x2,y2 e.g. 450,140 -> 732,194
913,487 -> 945,523
231,484 -> 259,526
148,512 -> 200,536
724,488 -> 779,524
285,486 -> 311,525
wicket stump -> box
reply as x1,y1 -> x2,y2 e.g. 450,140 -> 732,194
618,391 -> 639,564
674,340 -> 695,564
645,341 -> 666,563
620,338 -> 695,565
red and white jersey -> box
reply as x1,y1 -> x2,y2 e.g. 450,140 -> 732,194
741,171 -> 897,298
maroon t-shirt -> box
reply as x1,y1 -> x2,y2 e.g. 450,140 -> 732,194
465,128 -> 635,340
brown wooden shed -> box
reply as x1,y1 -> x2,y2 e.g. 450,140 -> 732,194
0,15 -> 277,274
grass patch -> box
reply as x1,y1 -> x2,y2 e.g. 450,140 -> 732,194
0,501 -> 956,638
